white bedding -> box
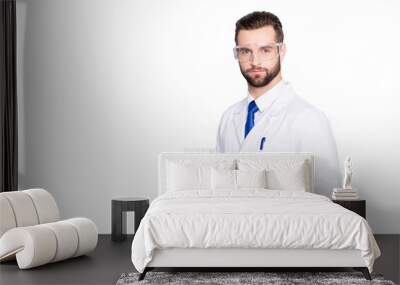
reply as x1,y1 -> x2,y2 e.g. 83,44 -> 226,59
131,189 -> 380,273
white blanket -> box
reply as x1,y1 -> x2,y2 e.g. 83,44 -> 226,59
131,189 -> 380,273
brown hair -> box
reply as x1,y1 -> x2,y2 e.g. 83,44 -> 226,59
235,11 -> 284,44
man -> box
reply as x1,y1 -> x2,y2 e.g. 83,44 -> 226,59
216,11 -> 339,196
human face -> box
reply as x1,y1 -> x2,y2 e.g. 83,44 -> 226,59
236,26 -> 285,88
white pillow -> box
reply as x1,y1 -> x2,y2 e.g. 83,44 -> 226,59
211,168 -> 267,190
166,159 -> 236,191
167,162 -> 211,191
211,168 -> 236,190
237,159 -> 310,192
267,167 -> 306,191
236,169 -> 267,188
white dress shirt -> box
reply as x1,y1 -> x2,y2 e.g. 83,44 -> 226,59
246,79 -> 285,125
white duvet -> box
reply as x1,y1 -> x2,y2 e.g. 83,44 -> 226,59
131,189 -> 380,273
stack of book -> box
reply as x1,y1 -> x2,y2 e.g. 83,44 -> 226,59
332,188 -> 359,200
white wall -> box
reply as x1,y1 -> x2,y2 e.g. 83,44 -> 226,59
16,0 -> 400,233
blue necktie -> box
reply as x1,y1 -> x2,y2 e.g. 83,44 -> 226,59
244,100 -> 259,138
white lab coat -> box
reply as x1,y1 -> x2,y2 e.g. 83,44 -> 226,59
216,80 -> 340,197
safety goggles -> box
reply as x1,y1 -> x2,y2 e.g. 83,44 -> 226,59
233,42 -> 283,63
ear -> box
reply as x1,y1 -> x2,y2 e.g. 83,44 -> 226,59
279,43 -> 287,62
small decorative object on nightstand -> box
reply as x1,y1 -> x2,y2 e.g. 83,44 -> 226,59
342,156 -> 353,190
332,199 -> 366,219
332,156 -> 359,200
111,197 -> 149,242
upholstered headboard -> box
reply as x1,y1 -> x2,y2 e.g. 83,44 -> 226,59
158,152 -> 314,195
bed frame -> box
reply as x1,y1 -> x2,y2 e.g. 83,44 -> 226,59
138,152 -> 372,281
140,248 -> 371,280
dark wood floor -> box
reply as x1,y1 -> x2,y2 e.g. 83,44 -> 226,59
0,234 -> 398,285
0,235 -> 134,285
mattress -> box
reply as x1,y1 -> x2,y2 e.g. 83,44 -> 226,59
131,189 -> 381,273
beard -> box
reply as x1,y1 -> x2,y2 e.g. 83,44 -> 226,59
240,58 -> 281,88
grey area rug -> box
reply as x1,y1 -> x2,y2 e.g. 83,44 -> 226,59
116,271 -> 397,285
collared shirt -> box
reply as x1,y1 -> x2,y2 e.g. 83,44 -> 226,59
246,79 -> 285,124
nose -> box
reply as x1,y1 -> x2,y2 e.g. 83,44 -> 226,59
250,53 -> 261,65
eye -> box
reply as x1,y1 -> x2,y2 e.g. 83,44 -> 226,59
260,46 -> 273,54
238,48 -> 251,55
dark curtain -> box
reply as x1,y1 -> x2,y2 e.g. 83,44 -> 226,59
0,0 -> 18,192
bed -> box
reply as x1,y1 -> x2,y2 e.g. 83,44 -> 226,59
131,152 -> 381,281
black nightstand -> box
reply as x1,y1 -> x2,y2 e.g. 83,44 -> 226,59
111,197 -> 150,241
332,199 -> 366,219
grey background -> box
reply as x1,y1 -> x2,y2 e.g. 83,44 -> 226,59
16,0 -> 400,233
